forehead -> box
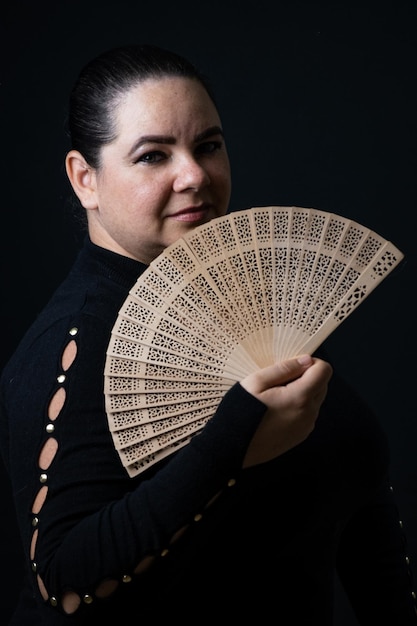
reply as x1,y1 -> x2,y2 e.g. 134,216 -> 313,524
113,76 -> 220,136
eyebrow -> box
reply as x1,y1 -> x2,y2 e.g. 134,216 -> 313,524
127,125 -> 224,156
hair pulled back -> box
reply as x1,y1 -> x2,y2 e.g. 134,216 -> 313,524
67,44 -> 215,168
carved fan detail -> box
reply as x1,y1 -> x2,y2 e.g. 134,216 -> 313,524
104,206 -> 404,476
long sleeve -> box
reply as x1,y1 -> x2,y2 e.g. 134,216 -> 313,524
337,477 -> 416,624
2,239 -> 416,624
0,321 -> 266,582
38,375 -> 266,592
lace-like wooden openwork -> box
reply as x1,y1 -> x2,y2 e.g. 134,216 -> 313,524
104,206 -> 404,477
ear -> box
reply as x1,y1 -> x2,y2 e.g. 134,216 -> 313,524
65,150 -> 98,210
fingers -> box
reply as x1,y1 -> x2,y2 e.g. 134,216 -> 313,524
241,356 -> 333,468
286,357 -> 333,398
241,354 -> 318,396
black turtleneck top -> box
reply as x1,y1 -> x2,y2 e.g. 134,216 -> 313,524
1,237 -> 415,625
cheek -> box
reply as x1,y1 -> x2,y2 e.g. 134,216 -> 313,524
117,176 -> 164,211
96,171 -> 129,209
216,155 -> 232,186
133,178 -> 171,211
215,162 -> 232,201
114,181 -> 172,232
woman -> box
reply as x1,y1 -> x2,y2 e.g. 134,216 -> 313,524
0,44 -> 415,624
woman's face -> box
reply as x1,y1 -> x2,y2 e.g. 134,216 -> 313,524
85,76 -> 231,264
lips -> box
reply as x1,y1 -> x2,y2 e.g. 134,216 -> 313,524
169,204 -> 212,223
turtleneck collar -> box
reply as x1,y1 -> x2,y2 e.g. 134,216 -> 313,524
75,235 -> 149,290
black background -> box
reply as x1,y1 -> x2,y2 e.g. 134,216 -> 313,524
1,1 -> 416,624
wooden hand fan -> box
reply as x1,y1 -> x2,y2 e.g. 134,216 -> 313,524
104,205 -> 404,477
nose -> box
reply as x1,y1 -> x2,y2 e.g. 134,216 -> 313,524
172,155 -> 210,192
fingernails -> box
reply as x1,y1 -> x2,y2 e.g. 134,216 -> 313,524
297,354 -> 313,366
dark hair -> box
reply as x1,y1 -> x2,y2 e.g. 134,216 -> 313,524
67,44 -> 216,168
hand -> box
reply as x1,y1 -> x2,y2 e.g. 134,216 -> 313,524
241,355 -> 333,468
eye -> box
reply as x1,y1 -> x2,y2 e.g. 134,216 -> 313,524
195,140 -> 223,156
136,150 -> 166,164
